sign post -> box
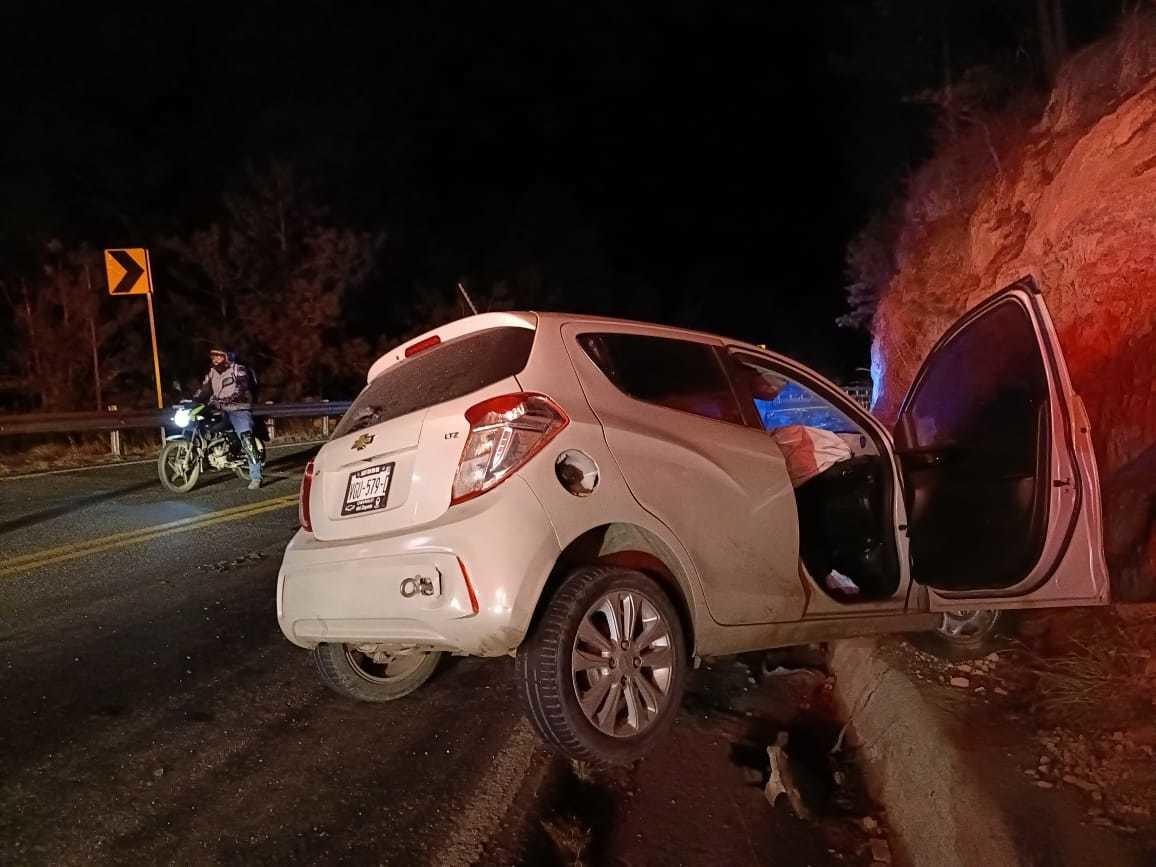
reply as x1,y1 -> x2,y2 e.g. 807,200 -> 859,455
104,247 -> 165,441
145,283 -> 163,410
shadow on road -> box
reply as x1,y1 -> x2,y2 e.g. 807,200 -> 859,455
0,448 -> 316,536
0,478 -> 158,536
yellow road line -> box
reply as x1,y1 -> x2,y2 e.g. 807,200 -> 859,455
1,495 -> 299,579
3,495 -> 298,569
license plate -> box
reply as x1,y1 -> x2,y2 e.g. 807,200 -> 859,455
341,462 -> 395,516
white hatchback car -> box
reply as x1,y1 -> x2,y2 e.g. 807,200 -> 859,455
277,276 -> 1109,764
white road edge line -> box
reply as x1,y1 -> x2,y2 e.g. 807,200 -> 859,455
0,441 -> 326,483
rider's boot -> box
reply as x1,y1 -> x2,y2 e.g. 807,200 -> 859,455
240,432 -> 263,490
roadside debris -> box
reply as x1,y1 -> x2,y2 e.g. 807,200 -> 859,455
764,741 -> 788,804
763,732 -> 815,820
886,607 -> 1156,842
868,837 -> 892,863
540,815 -> 590,866
198,552 -> 265,573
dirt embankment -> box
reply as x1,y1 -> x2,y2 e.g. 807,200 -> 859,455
867,14 -> 1156,599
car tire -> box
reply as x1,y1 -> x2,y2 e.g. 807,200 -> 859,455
158,440 -> 200,493
911,609 -> 1010,661
516,565 -> 687,766
314,643 -> 442,702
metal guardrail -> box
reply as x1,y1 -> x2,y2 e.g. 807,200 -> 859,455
0,401 -> 352,437
2,388 -> 871,437
843,384 -> 872,411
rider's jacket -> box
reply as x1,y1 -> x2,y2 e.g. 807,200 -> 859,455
194,363 -> 255,411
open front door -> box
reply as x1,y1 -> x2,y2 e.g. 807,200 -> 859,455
894,277 -> 1109,610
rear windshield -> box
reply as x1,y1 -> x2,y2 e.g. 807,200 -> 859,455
332,326 -> 536,438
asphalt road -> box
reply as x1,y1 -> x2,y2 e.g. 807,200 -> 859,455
0,447 -> 546,866
0,449 -> 881,866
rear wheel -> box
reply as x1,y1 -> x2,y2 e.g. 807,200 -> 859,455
517,565 -> 687,766
158,440 -> 200,493
314,643 -> 442,702
232,437 -> 267,480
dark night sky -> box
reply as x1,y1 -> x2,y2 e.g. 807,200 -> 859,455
0,1 -> 1116,379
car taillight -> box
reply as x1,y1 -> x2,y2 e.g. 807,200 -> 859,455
451,393 -> 568,505
299,460 -> 315,531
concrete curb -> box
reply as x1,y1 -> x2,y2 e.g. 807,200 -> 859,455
829,638 -> 1019,867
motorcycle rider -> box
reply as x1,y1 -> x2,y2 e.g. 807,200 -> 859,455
194,346 -> 264,490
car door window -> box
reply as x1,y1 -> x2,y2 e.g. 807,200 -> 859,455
578,333 -> 743,424
731,356 -> 865,435
900,301 -> 1048,476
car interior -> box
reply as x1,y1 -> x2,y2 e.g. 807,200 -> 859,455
729,353 -> 902,603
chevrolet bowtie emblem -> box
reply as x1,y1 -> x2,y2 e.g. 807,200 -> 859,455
351,433 -> 375,451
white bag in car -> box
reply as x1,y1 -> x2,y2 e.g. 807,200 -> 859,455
770,424 -> 852,488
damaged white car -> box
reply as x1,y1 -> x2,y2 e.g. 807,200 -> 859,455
277,276 -> 1109,764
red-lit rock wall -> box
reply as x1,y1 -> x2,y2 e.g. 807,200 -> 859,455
870,24 -> 1156,599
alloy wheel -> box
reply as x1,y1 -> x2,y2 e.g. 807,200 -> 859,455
938,609 -> 999,641
571,590 -> 675,738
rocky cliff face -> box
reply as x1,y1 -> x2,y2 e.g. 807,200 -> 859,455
869,18 -> 1156,599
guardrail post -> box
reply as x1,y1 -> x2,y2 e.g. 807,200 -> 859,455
265,401 -> 275,441
322,399 -> 330,438
108,405 -> 121,456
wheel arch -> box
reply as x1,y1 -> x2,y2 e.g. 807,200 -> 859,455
530,522 -> 698,656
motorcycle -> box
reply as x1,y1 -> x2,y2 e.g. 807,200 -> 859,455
158,400 -> 267,493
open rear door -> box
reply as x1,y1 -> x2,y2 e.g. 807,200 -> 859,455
894,277 -> 1109,611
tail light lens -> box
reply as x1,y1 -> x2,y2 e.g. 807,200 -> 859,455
451,393 -> 568,504
299,460 -> 316,531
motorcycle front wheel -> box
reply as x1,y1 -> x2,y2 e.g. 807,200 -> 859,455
159,440 -> 201,493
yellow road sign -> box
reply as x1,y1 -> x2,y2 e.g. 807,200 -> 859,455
104,248 -> 153,295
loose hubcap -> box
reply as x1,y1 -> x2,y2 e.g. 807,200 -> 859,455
571,590 -> 674,738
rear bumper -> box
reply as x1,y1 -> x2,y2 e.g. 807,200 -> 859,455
276,477 -> 561,656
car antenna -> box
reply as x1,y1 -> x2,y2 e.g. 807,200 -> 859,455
457,281 -> 479,315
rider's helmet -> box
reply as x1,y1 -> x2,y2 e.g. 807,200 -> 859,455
208,344 -> 235,370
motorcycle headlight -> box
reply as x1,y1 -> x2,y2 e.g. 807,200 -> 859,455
173,408 -> 191,428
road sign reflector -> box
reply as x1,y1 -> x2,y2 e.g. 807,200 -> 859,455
104,248 -> 153,295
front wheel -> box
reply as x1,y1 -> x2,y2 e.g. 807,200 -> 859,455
517,565 -> 687,766
911,609 -> 1008,661
314,643 -> 442,702
158,440 -> 201,493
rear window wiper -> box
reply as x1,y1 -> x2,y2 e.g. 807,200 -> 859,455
345,406 -> 384,433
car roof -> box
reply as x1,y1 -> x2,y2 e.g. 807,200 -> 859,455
367,309 -> 778,384
529,310 -> 775,360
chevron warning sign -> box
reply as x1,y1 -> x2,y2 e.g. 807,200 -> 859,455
104,248 -> 153,295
